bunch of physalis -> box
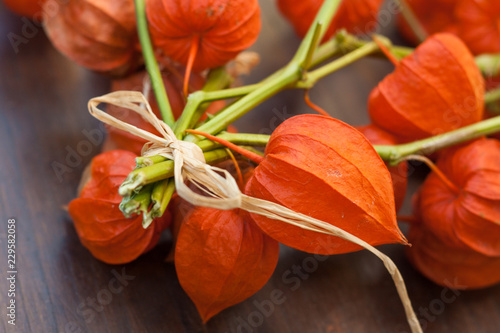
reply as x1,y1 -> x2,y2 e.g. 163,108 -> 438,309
30,0 -> 500,332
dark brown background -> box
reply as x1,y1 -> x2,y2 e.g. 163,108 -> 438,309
1,1 -> 499,332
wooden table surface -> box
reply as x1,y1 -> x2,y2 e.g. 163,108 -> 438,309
1,1 -> 499,332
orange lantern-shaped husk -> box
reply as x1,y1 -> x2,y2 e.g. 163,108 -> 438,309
175,207 -> 279,322
369,33 -> 484,143
406,223 -> 500,289
407,138 -> 500,289
245,114 -> 407,255
68,150 -> 171,264
146,0 -> 261,72
43,0 -> 139,76
418,139 -> 500,256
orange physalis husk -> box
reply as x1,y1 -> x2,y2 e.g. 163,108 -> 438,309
104,69 -> 225,155
357,124 -> 408,212
396,0 -> 458,44
369,33 -> 484,143
417,138 -> 500,257
166,161 -> 253,263
175,207 -> 279,322
43,0 -> 139,76
455,0 -> 500,55
484,103 -> 500,141
3,0 -> 45,19
68,150 -> 171,264
277,0 -> 384,41
146,0 -> 261,73
244,114 -> 407,255
173,160 -> 275,322
406,223 -> 500,289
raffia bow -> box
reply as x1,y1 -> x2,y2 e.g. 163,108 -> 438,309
88,90 -> 422,333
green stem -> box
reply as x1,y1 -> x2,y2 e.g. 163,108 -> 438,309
297,39 -> 383,89
366,39 -> 500,79
126,115 -> 500,199
144,179 -> 176,226
119,184 -> 153,218
485,86 -> 500,105
375,116 -> 500,165
196,132 -> 270,151
302,23 -> 324,70
160,179 -> 176,216
136,155 -> 166,168
150,68 -> 232,216
202,84 -> 260,101
310,37 -> 345,67
199,69 -> 288,104
146,179 -> 169,223
173,92 -> 204,137
185,64 -> 297,140
178,36 -> 413,142
173,33 -> 409,141
310,31 -> 363,67
390,46 -> 414,60
134,0 -> 175,126
476,54 -> 500,78
128,115 -> 500,197
317,35 -> 500,80
135,132 -> 270,167
203,67 -> 233,92
119,148 -> 230,197
292,0 -> 342,66
173,67 -> 234,137
309,32 -> 414,67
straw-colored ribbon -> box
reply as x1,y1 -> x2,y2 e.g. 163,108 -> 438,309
88,91 -> 422,333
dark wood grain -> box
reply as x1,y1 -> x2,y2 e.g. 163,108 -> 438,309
1,1 -> 499,333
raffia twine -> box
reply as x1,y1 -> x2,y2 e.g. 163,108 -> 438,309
88,91 -> 422,333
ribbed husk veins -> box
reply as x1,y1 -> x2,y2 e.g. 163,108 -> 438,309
245,114 -> 407,255
369,33 -> 484,143
146,0 -> 261,71
408,139 -> 500,289
175,207 -> 279,322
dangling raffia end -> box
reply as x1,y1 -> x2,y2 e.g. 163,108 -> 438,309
240,195 -> 422,333
87,91 -> 423,333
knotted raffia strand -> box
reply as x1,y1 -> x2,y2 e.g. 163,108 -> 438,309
88,91 -> 422,333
